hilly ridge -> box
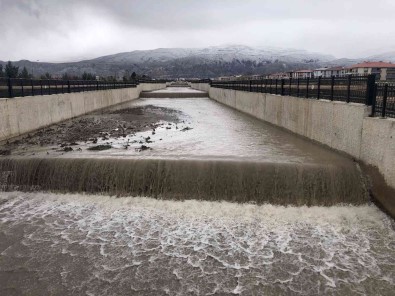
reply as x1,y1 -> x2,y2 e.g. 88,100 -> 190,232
1,45 -> 389,79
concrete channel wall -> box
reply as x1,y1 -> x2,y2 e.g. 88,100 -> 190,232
0,83 -> 165,142
191,83 -> 395,190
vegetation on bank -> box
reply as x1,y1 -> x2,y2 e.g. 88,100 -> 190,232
0,61 -> 150,81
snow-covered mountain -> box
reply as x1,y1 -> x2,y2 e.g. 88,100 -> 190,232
91,45 -> 334,65
367,51 -> 395,63
0,45 -> 345,78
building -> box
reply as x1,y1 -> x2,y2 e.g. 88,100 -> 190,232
292,70 -> 314,79
266,72 -> 291,79
348,61 -> 395,80
322,66 -> 349,78
313,67 -> 328,77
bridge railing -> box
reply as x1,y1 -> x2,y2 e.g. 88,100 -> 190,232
208,75 -> 395,118
0,78 -> 139,99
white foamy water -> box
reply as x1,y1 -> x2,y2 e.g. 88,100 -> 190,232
0,192 -> 394,295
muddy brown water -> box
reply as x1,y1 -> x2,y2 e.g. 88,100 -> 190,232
0,87 -> 394,295
0,95 -> 369,206
0,192 -> 394,295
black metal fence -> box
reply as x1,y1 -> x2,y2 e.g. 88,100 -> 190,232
373,82 -> 395,118
0,78 -> 167,99
208,75 -> 395,118
0,78 -> 140,98
210,75 -> 376,105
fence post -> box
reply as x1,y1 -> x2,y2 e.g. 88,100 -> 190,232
330,76 -> 335,101
48,80 -> 51,95
21,80 -> 24,97
381,83 -> 388,118
306,77 -> 310,98
67,80 -> 71,93
365,74 -> 376,106
40,80 -> 43,95
31,79 -> 34,96
275,79 -> 278,95
7,78 -> 13,98
289,78 -> 292,95
297,78 -> 300,97
249,80 -> 252,92
97,81 -> 99,91
317,76 -> 321,100
346,75 -> 351,103
280,79 -> 285,96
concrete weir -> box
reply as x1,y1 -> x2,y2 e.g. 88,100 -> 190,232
0,87 -> 369,206
140,87 -> 208,98
0,157 -> 368,206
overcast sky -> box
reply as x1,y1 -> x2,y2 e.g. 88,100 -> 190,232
0,0 -> 394,62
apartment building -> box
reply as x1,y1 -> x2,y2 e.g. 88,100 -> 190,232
292,70 -> 314,79
348,61 -> 395,80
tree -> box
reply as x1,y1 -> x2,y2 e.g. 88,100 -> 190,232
131,72 -> 137,80
0,64 -> 4,77
82,72 -> 95,80
5,61 -> 19,78
40,72 -> 51,79
62,73 -> 70,80
18,66 -> 30,79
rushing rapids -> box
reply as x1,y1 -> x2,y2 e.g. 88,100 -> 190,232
0,192 -> 394,295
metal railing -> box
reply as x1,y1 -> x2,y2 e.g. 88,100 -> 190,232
210,75 -> 376,105
0,78 -> 138,98
137,79 -> 168,84
373,82 -> 395,118
207,75 -> 395,118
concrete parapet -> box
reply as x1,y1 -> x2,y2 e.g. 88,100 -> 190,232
361,118 -> 395,189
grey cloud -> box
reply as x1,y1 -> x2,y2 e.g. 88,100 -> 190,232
0,0 -> 394,61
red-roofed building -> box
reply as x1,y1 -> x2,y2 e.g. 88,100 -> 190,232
349,61 -> 395,80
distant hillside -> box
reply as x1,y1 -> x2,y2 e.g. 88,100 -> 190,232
366,51 -> 395,63
0,45 -> 376,79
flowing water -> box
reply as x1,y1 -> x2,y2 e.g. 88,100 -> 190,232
0,88 -> 392,295
0,95 -> 369,205
0,192 -> 394,295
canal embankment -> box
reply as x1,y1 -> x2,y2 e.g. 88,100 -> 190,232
0,83 -> 166,143
191,83 -> 395,216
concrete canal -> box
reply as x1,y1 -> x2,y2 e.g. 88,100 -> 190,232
0,87 -> 394,295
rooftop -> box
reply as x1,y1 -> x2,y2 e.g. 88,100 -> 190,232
349,61 -> 395,68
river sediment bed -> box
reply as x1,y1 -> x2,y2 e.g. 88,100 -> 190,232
0,88 -> 393,295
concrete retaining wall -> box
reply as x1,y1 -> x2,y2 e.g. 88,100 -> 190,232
191,83 -> 395,190
361,118 -> 395,188
0,83 -> 165,142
